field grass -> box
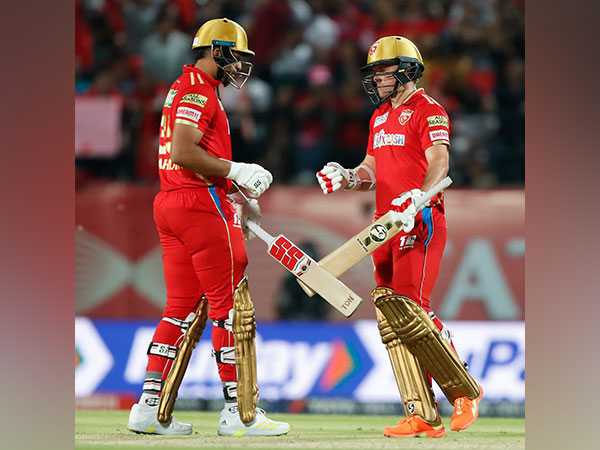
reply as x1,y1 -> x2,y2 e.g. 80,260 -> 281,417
76,410 -> 524,450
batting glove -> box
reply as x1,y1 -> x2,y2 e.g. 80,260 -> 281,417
389,191 -> 418,233
316,162 -> 358,194
226,162 -> 273,198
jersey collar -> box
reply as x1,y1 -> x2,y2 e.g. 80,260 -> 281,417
182,65 -> 220,87
401,87 -> 424,106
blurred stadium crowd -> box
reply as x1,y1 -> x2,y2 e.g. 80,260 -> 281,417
75,0 -> 524,189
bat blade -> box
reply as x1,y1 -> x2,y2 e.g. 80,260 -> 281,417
245,222 -> 362,317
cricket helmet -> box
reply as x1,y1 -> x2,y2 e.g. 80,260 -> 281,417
192,18 -> 254,88
360,36 -> 425,105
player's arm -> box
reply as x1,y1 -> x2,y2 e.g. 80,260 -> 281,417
422,143 -> 449,191
389,107 -> 451,230
170,121 -> 272,197
171,123 -> 229,176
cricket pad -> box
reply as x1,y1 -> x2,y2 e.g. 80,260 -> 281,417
233,277 -> 259,424
158,298 -> 208,424
373,287 -> 440,424
373,289 -> 480,404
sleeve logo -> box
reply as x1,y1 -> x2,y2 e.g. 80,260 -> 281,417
176,106 -> 201,122
181,93 -> 208,108
426,115 -> 449,128
429,129 -> 450,142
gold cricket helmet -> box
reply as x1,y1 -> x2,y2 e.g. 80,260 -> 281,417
192,18 -> 254,88
360,36 -> 425,104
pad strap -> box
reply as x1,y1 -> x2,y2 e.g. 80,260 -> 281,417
147,342 -> 177,360
213,346 -> 236,365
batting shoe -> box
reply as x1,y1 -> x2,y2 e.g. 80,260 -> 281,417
450,385 -> 484,432
127,401 -> 192,435
217,404 -> 290,437
383,415 -> 446,438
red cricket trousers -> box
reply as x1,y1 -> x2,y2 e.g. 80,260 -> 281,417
372,206 -> 446,314
153,187 -> 247,321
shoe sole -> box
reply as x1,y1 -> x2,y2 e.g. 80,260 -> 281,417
384,432 -> 446,438
128,425 -> 192,436
384,429 -> 446,438
218,430 -> 289,437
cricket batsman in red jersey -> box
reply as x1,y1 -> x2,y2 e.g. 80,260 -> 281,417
127,18 -> 289,437
316,36 -> 483,438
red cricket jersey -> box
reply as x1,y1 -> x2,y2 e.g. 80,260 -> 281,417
366,88 -> 451,216
158,65 -> 232,192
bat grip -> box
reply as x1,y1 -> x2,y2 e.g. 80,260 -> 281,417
246,220 -> 274,245
415,176 -> 452,210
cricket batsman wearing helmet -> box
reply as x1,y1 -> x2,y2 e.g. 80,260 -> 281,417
127,18 -> 289,437
316,36 -> 483,438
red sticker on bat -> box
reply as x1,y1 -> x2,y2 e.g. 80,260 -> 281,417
269,235 -> 310,275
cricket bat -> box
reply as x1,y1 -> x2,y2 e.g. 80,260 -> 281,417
246,219 -> 362,317
298,177 -> 452,297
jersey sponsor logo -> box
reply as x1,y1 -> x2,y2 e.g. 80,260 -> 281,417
373,112 -> 389,128
164,89 -> 177,107
373,129 -> 405,149
429,129 -> 450,142
398,109 -> 413,125
427,115 -> 449,128
176,106 -> 201,122
181,93 -> 208,108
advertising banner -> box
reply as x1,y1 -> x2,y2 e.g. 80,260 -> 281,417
76,318 -> 524,404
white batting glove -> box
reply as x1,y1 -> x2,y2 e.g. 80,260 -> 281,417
316,162 -> 357,194
407,188 -> 430,210
226,162 -> 273,198
390,191 -> 418,233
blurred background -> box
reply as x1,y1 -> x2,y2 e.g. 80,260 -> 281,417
75,0 -> 524,417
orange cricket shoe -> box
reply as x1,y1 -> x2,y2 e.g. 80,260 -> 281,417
450,385 -> 484,432
383,415 -> 446,438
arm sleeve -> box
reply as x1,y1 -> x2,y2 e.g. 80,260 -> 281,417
173,86 -> 216,133
417,104 -> 451,151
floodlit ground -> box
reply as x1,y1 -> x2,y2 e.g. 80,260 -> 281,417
76,410 -> 524,450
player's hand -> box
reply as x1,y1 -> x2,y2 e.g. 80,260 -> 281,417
226,162 -> 273,198
241,198 -> 261,240
316,162 -> 357,194
390,191 -> 418,233
407,188 -> 430,209
228,194 -> 261,240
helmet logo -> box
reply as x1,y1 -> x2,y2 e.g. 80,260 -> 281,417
368,43 -> 378,56
398,109 -> 414,125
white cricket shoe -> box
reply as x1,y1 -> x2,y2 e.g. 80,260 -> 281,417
127,401 -> 192,435
217,404 -> 290,437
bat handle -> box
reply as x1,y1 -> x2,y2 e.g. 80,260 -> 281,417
415,176 -> 452,210
246,219 -> 274,246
